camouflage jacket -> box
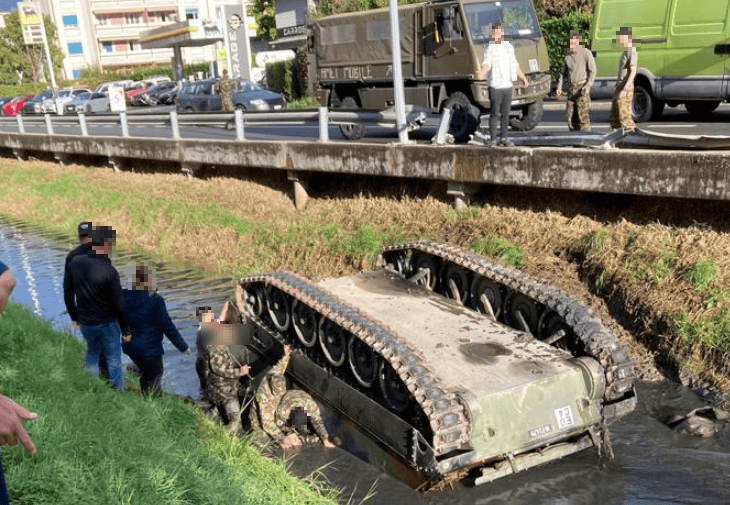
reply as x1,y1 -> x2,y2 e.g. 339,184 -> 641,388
275,389 -> 330,444
205,344 -> 240,403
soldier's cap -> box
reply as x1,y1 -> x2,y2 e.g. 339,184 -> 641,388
90,225 -> 116,246
78,221 -> 92,238
617,26 -> 633,37
196,306 -> 213,318
569,29 -> 581,39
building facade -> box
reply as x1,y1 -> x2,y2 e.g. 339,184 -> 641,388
37,0 -> 255,80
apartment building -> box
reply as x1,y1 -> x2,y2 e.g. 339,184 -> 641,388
38,0 -> 249,80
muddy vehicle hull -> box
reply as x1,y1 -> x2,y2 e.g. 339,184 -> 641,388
233,242 -> 636,487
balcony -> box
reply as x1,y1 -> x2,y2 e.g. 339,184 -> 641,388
91,0 -> 145,14
99,48 -> 173,67
96,21 -> 169,40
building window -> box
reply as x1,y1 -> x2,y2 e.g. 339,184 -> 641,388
63,15 -> 78,27
124,12 -> 141,24
67,42 -> 83,54
102,41 -> 112,53
185,8 -> 198,20
72,69 -> 81,79
128,41 -> 141,51
97,15 -> 109,25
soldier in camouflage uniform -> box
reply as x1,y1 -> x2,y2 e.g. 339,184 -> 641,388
206,334 -> 250,434
610,27 -> 637,130
215,69 -> 236,112
556,30 -> 595,132
249,346 -> 335,451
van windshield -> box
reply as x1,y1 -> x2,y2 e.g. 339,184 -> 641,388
464,0 -> 540,42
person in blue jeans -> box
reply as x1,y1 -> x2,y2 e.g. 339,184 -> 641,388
63,226 -> 130,390
1,260 -> 38,505
122,264 -> 191,395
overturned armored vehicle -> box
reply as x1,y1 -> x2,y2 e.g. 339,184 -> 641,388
233,241 -> 637,487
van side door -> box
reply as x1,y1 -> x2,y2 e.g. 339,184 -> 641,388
425,3 -> 472,78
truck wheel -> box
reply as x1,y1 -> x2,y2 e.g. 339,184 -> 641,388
338,96 -> 366,140
444,91 -> 480,142
685,100 -> 721,117
509,98 -> 543,132
632,83 -> 656,123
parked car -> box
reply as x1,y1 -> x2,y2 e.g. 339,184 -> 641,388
124,81 -> 149,105
0,97 -> 12,113
134,80 -> 177,106
175,78 -> 287,112
2,94 -> 34,116
95,80 -> 131,94
157,82 -> 181,105
40,88 -> 91,114
21,90 -> 54,114
64,92 -> 110,114
142,75 -> 171,87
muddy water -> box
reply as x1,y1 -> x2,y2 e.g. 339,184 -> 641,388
2,219 -> 729,504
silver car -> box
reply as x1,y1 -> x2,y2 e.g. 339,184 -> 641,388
41,88 -> 91,115
64,92 -> 110,114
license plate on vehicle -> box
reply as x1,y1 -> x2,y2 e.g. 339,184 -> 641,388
554,406 -> 575,429
274,105 -> 282,110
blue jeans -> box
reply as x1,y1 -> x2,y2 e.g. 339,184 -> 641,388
0,449 -> 9,505
80,321 -> 124,390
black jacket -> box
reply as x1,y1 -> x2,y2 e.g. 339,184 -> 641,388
63,250 -> 129,334
122,289 -> 188,357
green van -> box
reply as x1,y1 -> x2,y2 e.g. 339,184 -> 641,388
591,0 -> 730,121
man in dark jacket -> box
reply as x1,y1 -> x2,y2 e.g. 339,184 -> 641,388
64,225 -> 129,390
63,221 -> 110,379
122,264 -> 190,395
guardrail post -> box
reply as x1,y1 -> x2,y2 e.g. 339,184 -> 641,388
44,114 -> 54,135
318,107 -> 329,142
432,108 -> 453,145
16,114 -> 25,134
120,111 -> 129,137
170,110 -> 180,139
78,112 -> 88,137
235,108 -> 245,141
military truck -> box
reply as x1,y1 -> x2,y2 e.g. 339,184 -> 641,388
307,0 -> 551,141
232,241 -> 636,488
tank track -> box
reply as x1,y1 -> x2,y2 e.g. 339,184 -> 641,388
378,240 -> 637,424
235,271 -> 471,457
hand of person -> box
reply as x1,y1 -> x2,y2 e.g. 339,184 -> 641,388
122,334 -> 131,343
581,86 -> 589,97
71,321 -> 78,329
520,76 -> 529,87
0,395 -> 38,456
283,345 -> 292,358
183,347 -> 192,357
279,433 -> 302,454
555,89 -> 563,98
239,365 -> 250,377
619,89 -> 626,98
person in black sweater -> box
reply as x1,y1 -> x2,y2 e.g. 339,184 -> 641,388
122,264 -> 190,395
64,225 -> 130,390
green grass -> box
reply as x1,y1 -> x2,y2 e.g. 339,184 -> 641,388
671,310 -> 730,356
685,260 -> 719,291
287,97 -> 320,110
468,235 -> 523,267
583,228 -> 612,258
444,206 -> 481,223
0,303 -> 338,505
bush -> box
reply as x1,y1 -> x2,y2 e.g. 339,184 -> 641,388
78,62 -> 213,89
265,49 -> 307,99
535,0 -> 594,18
540,10 -> 593,86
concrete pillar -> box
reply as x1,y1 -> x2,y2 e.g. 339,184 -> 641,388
181,162 -> 201,180
55,153 -> 69,166
172,46 -> 184,81
447,182 -> 478,210
108,156 -> 123,173
287,170 -> 309,210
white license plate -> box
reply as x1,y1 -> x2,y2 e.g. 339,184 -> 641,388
274,105 -> 282,110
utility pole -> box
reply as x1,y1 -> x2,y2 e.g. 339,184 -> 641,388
388,0 -> 408,143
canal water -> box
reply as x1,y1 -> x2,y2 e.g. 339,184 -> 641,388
1,219 -> 729,504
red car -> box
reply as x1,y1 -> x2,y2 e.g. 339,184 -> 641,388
2,94 -> 35,116
124,82 -> 149,105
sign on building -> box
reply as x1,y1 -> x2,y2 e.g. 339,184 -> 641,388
274,0 -> 309,40
19,1 -> 44,45
218,5 -> 251,81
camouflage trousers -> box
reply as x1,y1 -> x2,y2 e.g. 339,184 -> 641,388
610,83 -> 635,130
565,83 -> 591,132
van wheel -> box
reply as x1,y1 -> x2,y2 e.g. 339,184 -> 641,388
685,100 -> 721,117
631,84 -> 656,122
509,98 -> 543,131
338,96 -> 366,140
444,91 -> 480,142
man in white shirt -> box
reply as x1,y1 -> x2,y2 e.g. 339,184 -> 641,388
476,22 -> 529,147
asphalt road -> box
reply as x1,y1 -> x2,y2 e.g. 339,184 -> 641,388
2,100 -> 730,143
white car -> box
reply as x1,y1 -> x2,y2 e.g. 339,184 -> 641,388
40,88 -> 91,115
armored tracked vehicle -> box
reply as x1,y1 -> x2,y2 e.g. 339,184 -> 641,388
234,241 -> 637,488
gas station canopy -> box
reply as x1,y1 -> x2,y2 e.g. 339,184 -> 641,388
139,19 -> 223,49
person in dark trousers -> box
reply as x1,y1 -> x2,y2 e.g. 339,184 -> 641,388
64,225 -> 130,390
476,22 -> 529,147
63,221 -> 109,380
122,264 -> 191,395
0,261 -> 38,505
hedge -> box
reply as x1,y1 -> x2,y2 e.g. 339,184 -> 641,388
539,10 -> 593,87
265,47 -> 307,100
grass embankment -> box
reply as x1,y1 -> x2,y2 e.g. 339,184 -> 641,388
0,302 -> 338,505
0,158 -> 729,392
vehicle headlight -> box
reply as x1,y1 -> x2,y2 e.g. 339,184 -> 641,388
250,99 -> 266,107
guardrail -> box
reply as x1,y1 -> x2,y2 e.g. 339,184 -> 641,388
6,107 -> 454,144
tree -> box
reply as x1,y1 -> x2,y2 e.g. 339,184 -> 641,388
248,0 -> 276,41
0,9 -> 64,85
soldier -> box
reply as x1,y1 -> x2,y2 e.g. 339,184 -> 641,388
249,346 -> 335,452
610,27 -> 637,130
215,69 -> 236,112
556,30 -> 596,132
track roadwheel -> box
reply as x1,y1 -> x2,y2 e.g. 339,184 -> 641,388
349,338 -> 379,387
292,300 -> 318,347
504,291 -> 540,336
411,254 -> 439,291
537,310 -> 572,349
338,96 -> 366,140
443,264 -> 469,304
444,91 -> 480,142
509,98 -> 543,131
266,288 -> 291,331
380,361 -> 410,413
242,284 -> 266,318
470,276 -> 502,319
319,318 -> 347,366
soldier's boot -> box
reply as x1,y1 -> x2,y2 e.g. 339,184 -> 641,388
224,401 -> 241,435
